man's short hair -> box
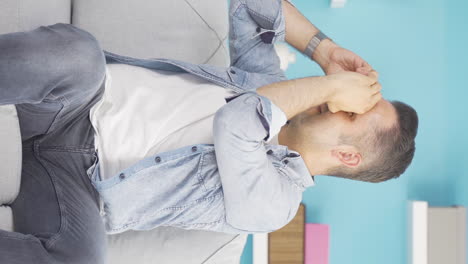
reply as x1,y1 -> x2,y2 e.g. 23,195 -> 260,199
330,100 -> 419,183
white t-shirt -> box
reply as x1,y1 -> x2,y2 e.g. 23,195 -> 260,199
90,64 -> 280,180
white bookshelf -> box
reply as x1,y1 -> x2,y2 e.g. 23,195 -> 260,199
409,201 -> 429,264
409,201 -> 466,264
253,234 -> 268,264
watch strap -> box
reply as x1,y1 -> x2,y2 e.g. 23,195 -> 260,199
303,31 -> 330,59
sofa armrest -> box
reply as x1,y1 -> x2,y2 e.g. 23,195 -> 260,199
0,105 -> 22,206
0,0 -> 71,34
72,0 -> 229,67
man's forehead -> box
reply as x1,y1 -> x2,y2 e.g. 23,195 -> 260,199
369,99 -> 397,128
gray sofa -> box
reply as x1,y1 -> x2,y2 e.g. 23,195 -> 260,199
0,0 -> 247,263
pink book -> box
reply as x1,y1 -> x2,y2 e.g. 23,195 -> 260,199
305,224 -> 330,264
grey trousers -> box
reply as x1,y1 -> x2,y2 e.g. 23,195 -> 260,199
0,23 -> 107,264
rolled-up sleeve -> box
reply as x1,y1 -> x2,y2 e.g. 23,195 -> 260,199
213,92 -> 294,233
268,100 -> 288,142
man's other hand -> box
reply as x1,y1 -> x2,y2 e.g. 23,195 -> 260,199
314,40 -> 374,76
325,70 -> 382,114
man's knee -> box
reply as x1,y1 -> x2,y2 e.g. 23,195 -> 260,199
0,23 -> 106,104
30,23 -> 106,90
47,23 -> 106,86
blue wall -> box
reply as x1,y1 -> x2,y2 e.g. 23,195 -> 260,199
241,0 -> 468,263
446,0 -> 468,257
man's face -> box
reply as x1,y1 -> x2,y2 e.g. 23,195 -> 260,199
279,99 -> 398,158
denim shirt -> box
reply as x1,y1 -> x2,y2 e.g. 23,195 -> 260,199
87,0 -> 314,234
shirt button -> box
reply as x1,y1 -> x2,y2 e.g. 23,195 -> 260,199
192,146 -> 198,152
283,160 -> 289,165
119,173 -> 125,180
155,156 -> 161,163
256,26 -> 261,33
267,150 -> 273,155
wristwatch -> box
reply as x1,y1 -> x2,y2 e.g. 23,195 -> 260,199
303,31 -> 331,59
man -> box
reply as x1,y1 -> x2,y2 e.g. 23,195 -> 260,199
0,0 -> 418,263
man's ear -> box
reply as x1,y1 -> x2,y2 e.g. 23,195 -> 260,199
331,148 -> 362,168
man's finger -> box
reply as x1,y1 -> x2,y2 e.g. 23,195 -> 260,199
361,93 -> 382,113
328,104 -> 338,113
357,66 -> 371,75
367,70 -> 378,80
371,82 -> 382,93
355,57 -> 369,68
372,92 -> 382,103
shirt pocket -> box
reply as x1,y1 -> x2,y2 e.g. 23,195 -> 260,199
198,151 -> 222,192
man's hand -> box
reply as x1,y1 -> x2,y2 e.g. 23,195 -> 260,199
313,40 -> 374,76
281,0 -> 375,76
257,70 -> 381,120
280,0 -> 381,116
325,70 -> 382,114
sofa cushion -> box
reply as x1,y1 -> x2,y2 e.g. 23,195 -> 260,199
203,234 -> 249,264
0,206 -> 14,232
107,227 -> 247,264
72,0 -> 229,67
0,0 -> 71,34
0,105 -> 22,205
73,1 -> 247,261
